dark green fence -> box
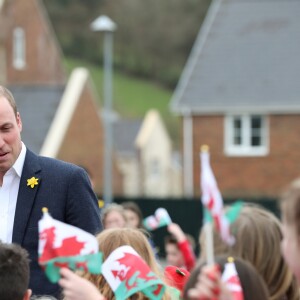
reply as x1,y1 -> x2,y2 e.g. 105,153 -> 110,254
112,197 -> 280,258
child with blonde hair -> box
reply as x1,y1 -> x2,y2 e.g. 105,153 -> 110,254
78,227 -> 173,299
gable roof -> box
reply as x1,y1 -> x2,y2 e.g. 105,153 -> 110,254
40,67 -> 96,157
10,85 -> 64,154
135,109 -> 171,148
170,0 -> 300,115
113,119 -> 142,157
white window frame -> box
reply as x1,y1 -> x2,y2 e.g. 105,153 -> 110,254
13,27 -> 26,69
224,114 -> 269,156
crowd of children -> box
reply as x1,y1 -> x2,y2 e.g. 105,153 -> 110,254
2,180 -> 300,300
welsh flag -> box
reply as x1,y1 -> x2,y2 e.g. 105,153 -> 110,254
38,209 -> 102,283
200,148 -> 235,245
221,258 -> 244,300
143,215 -> 159,231
102,245 -> 165,300
143,208 -> 172,231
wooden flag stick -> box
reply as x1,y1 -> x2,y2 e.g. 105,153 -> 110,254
200,145 -> 214,265
205,222 -> 215,265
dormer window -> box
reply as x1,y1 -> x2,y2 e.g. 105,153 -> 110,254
13,27 -> 26,69
225,114 -> 269,156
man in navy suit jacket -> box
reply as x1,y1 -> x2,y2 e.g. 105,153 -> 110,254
0,86 -> 102,297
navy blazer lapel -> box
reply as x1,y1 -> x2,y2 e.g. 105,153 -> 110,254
12,150 -> 41,245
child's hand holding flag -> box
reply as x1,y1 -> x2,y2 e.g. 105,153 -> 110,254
59,268 -> 106,300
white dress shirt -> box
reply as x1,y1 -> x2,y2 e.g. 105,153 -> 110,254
0,142 -> 26,243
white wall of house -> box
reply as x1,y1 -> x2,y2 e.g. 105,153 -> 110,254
116,156 -> 140,197
114,110 -> 183,198
136,110 -> 174,197
169,156 -> 183,197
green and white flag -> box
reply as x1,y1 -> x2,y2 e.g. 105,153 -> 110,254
102,245 -> 165,300
143,208 -> 172,231
38,209 -> 102,283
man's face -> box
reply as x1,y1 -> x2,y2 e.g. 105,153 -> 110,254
165,243 -> 185,267
0,96 -> 22,177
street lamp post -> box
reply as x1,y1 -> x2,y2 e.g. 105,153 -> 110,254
91,15 -> 116,204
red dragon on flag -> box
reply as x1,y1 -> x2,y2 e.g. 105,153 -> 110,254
38,208 -> 102,283
102,245 -> 165,300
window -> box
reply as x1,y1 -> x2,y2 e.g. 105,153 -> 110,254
13,27 -> 26,69
225,114 -> 268,156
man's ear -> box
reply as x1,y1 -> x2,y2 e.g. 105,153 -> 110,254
23,289 -> 32,300
16,112 -> 23,132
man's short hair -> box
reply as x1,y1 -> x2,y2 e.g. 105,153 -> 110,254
0,85 -> 18,116
0,242 -> 30,300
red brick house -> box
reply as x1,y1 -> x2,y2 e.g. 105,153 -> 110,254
170,0 -> 300,198
0,0 -> 65,85
0,0 -> 123,196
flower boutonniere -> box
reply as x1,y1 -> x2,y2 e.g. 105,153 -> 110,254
27,177 -> 39,188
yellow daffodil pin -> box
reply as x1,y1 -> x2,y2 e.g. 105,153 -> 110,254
98,199 -> 105,208
27,177 -> 39,188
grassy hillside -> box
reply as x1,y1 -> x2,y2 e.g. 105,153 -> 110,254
64,57 -> 180,146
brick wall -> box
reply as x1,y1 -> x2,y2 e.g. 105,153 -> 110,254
57,82 -> 123,196
192,114 -> 300,198
3,0 -> 65,85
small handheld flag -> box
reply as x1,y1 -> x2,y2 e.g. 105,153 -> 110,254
143,208 -> 172,231
200,146 -> 235,246
221,257 -> 244,300
102,245 -> 165,300
38,208 -> 102,283
143,215 -> 159,231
